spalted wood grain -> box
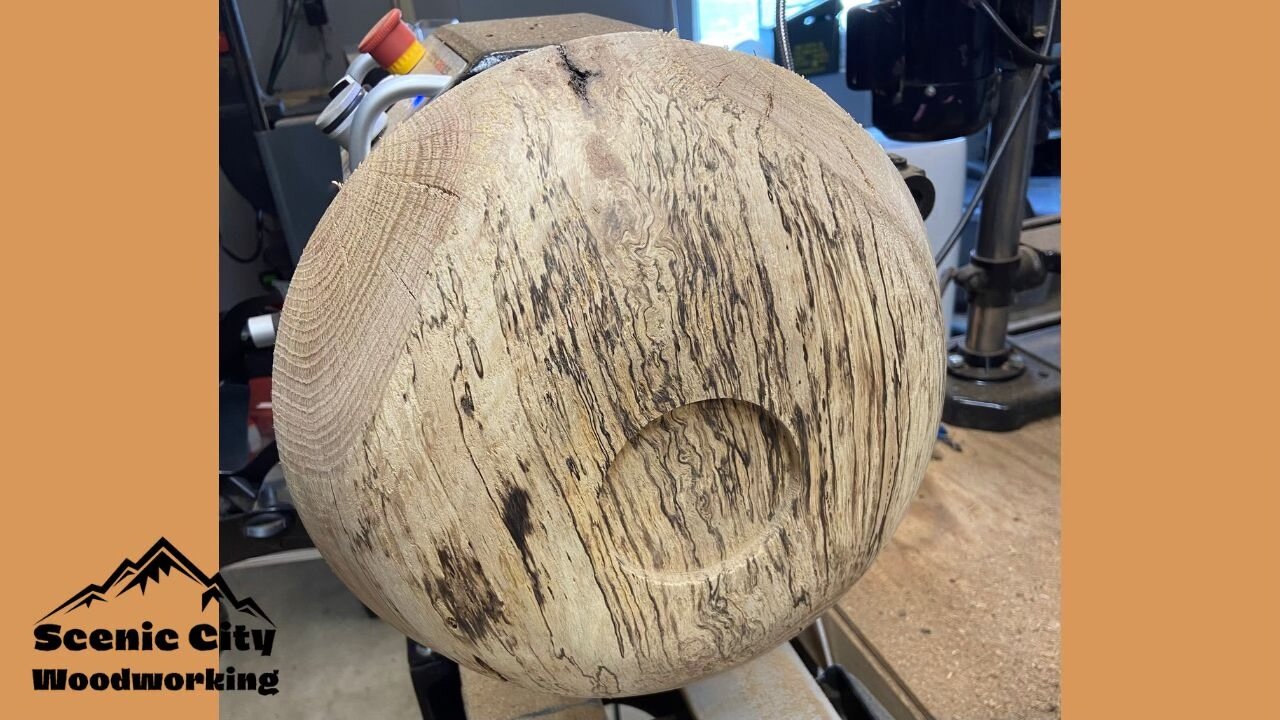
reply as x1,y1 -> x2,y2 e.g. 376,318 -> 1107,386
274,31 -> 944,697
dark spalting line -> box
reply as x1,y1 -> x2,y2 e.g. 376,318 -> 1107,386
459,381 -> 475,416
556,44 -> 598,103
472,654 -> 507,682
595,665 -> 622,695
555,647 -> 618,696
427,542 -> 507,644
500,485 -> 547,606
467,336 -> 485,379
353,515 -> 375,553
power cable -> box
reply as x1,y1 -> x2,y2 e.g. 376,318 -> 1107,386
935,0 -> 1059,273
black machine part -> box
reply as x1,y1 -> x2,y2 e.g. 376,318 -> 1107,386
942,342 -> 1059,431
847,0 -> 997,141
406,642 -> 466,720
889,153 -> 936,221
847,0 -> 1059,142
944,216 -> 1062,430
301,0 -> 328,27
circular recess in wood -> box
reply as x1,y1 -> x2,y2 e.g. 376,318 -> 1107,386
599,398 -> 804,578
274,31 -> 945,697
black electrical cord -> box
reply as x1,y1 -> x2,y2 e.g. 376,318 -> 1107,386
272,1 -> 299,70
265,1 -> 292,87
265,0 -> 301,95
776,0 -> 794,72
221,232 -> 263,264
266,3 -> 299,95
932,68 -> 1043,268
317,23 -> 334,81
973,0 -> 1060,66
935,0 -> 1059,273
221,211 -> 266,264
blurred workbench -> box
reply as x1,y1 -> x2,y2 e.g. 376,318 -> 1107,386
827,417 -> 1061,719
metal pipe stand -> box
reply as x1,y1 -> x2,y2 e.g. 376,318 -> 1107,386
943,63 -> 1061,432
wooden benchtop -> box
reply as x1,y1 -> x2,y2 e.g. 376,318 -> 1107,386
834,417 -> 1061,719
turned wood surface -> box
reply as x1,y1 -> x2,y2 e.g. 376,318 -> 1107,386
275,31 -> 944,697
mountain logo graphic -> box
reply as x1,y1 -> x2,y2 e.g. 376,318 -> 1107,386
37,537 -> 273,626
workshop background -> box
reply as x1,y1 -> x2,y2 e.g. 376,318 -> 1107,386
219,1 -> 1061,718
221,0 -> 1060,316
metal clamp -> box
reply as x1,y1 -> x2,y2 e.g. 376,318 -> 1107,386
327,53 -> 381,99
347,74 -> 453,170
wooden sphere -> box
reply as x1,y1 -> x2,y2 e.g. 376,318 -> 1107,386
274,32 -> 944,697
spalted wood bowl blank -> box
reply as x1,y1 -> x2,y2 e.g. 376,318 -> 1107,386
274,32 -> 944,697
